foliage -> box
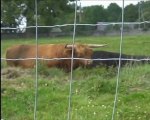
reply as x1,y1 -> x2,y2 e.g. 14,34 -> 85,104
82,5 -> 107,23
1,0 -> 74,27
1,0 -> 21,27
36,61 -> 66,78
124,4 -> 138,22
1,0 -> 150,34
106,3 -> 122,22
140,1 -> 150,21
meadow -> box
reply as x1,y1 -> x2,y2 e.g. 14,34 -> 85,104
1,35 -> 150,120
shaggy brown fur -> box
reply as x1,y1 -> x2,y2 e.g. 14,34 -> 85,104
6,44 -> 93,72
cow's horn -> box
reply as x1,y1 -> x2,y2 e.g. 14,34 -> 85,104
87,44 -> 107,48
66,44 -> 77,48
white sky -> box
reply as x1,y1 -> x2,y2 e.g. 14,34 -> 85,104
80,0 -> 141,8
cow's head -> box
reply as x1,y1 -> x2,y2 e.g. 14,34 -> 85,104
65,44 -> 107,67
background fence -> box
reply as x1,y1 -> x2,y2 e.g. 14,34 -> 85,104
1,21 -> 150,39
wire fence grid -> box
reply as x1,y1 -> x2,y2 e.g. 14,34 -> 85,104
1,0 -> 150,120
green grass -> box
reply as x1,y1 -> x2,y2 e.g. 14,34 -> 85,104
1,35 -> 150,56
1,35 -> 150,120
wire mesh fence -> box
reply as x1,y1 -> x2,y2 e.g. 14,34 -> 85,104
1,0 -> 150,120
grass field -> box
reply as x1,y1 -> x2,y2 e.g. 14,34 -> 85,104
1,35 -> 150,120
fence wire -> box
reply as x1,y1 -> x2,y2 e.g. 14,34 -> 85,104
1,0 -> 150,120
112,0 -> 124,119
1,57 -> 150,61
1,21 -> 150,30
34,0 -> 38,120
67,0 -> 77,119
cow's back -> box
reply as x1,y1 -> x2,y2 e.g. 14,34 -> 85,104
6,44 -> 68,68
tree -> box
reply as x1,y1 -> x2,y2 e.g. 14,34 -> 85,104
138,1 -> 150,30
124,4 -> 138,22
82,5 -> 107,24
1,0 -> 75,34
106,3 -> 122,22
1,0 -> 74,27
1,0 -> 21,27
140,1 -> 150,21
37,0 -> 74,26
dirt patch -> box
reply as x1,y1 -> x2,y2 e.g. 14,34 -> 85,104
1,67 -> 33,93
1,67 -> 32,80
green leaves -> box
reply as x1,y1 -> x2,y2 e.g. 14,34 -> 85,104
1,0 -> 150,30
82,5 -> 107,23
107,3 -> 122,22
124,4 -> 138,22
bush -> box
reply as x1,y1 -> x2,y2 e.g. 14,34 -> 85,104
36,62 -> 65,78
